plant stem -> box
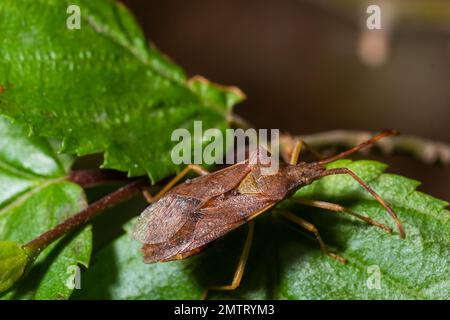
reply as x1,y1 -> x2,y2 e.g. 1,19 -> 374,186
69,169 -> 128,188
281,130 -> 450,166
229,114 -> 450,165
24,179 -> 147,255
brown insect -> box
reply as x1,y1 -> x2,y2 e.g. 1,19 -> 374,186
133,130 -> 405,295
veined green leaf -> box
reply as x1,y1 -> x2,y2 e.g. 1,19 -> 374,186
0,116 -> 91,300
0,0 -> 244,181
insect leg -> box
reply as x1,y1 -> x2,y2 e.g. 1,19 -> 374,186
299,140 -> 325,161
318,129 -> 398,165
283,138 -> 323,164
202,221 -> 254,299
292,198 -> 392,233
142,164 -> 209,203
277,209 -> 347,264
289,139 -> 303,165
320,168 -> 405,239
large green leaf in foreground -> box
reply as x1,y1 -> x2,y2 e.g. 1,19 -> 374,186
76,160 -> 449,299
0,116 -> 91,299
0,0 -> 243,181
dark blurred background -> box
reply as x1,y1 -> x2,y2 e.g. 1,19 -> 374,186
122,0 -> 450,200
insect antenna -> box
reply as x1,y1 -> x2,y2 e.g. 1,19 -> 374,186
320,168 -> 406,239
317,129 -> 399,165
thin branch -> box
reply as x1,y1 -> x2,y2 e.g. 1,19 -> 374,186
281,130 -> 450,166
229,114 -> 450,166
24,179 -> 147,255
69,169 -> 129,188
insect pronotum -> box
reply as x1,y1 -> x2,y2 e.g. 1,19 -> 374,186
133,129 -> 404,296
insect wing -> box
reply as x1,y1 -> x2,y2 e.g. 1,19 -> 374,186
142,214 -> 199,263
173,163 -> 250,199
133,194 -> 200,244
181,193 -> 275,253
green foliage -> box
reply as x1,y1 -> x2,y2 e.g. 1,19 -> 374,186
0,0 -> 243,182
75,160 -> 449,300
0,241 -> 30,293
283,160 -> 449,299
0,0 -> 448,301
0,116 -> 91,299
74,220 -> 204,300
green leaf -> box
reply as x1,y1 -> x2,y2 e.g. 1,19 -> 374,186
76,160 -> 449,299
0,241 -> 30,293
0,0 -> 244,182
281,160 -> 449,299
74,221 -> 204,300
0,116 -> 92,299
